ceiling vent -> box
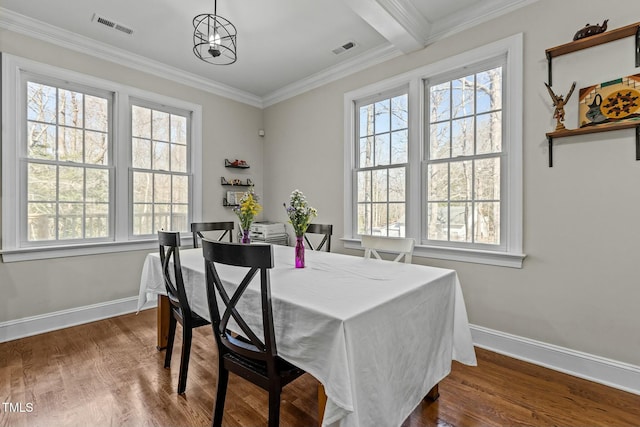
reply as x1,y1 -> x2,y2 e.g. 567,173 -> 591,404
332,41 -> 357,55
92,13 -> 134,35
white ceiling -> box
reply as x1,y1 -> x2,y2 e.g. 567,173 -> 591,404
0,0 -> 535,105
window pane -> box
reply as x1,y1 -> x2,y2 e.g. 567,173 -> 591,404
391,130 -> 408,164
28,202 -> 56,241
451,117 -> 474,157
58,202 -> 83,239
391,94 -> 408,131
372,204 -> 387,236
357,171 -> 371,202
388,167 -> 405,202
476,112 -> 502,154
171,114 -> 187,143
59,166 -> 84,202
430,82 -> 450,122
58,127 -> 83,162
85,203 -> 109,238
154,173 -> 171,203
28,164 -> 56,201
132,138 -> 151,169
172,204 -> 188,231
154,204 -> 171,231
475,202 -> 500,244
86,168 -> 109,203
132,106 -> 151,138
152,111 -> 170,142
388,203 -> 405,237
357,203 -> 371,235
452,75 -> 474,118
450,161 -> 472,201
359,137 -> 374,168
58,89 -> 83,127
133,204 -> 153,235
27,82 -> 56,123
375,133 -> 390,166
153,141 -> 170,171
427,202 -> 448,240
371,170 -> 387,202
85,131 -> 109,165
133,172 -> 153,203
85,95 -> 109,132
172,175 -> 189,204
171,143 -> 187,172
475,158 -> 500,201
430,122 -> 450,160
476,67 -> 502,113
359,104 -> 374,137
27,123 -> 56,160
374,100 -> 390,133
450,202 -> 472,242
427,163 -> 448,201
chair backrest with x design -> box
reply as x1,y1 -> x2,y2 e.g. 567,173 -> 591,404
191,221 -> 234,248
361,235 -> 416,264
158,231 -> 192,318
304,223 -> 333,252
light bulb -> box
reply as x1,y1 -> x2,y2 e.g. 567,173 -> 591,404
208,31 -> 222,57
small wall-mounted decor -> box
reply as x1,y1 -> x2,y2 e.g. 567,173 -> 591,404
579,74 -> 640,128
573,19 -> 608,41
545,82 -> 576,130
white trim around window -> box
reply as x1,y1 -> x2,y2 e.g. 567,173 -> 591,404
1,53 -> 202,262
343,34 -> 525,268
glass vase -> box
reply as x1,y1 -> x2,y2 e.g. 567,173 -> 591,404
295,235 -> 305,268
241,228 -> 251,244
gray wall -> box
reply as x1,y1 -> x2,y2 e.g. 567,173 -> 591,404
262,0 -> 640,366
0,30 -> 264,321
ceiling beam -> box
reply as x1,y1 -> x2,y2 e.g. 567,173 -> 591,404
345,0 -> 431,53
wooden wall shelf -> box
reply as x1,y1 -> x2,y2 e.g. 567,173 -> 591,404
545,22 -> 640,85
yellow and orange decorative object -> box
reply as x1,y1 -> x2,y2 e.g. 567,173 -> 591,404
579,74 -> 640,127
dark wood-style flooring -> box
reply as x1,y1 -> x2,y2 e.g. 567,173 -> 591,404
1,309 -> 639,427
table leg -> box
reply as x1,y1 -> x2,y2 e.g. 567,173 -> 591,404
425,383 -> 439,401
318,383 -> 327,427
156,295 -> 170,350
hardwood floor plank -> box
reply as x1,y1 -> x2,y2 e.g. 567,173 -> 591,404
1,309 -> 638,427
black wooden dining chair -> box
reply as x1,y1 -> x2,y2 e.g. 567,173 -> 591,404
191,221 -> 234,248
202,239 -> 305,427
304,223 -> 333,252
158,230 -> 210,395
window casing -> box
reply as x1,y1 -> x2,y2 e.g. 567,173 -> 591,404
344,34 -> 524,267
1,54 -> 202,262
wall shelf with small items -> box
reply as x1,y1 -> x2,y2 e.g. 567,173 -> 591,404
222,159 -> 253,207
544,21 -> 640,167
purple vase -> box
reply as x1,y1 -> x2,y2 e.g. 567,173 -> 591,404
241,228 -> 251,244
295,235 -> 305,268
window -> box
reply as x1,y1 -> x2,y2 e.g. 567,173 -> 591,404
425,63 -> 504,248
355,90 -> 408,237
344,34 -> 524,267
2,54 -> 202,261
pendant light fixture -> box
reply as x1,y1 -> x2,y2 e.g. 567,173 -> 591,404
193,0 -> 237,65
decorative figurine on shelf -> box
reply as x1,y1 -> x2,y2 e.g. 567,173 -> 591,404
545,81 -> 576,130
573,19 -> 608,41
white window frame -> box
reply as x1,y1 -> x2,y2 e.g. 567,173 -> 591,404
343,34 -> 525,268
1,54 -> 202,262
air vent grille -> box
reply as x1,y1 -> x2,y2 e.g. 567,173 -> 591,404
92,13 -> 134,35
332,41 -> 357,55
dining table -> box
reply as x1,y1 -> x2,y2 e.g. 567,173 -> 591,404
137,244 -> 477,427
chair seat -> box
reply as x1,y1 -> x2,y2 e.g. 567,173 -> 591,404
223,352 -> 305,388
170,303 -> 210,328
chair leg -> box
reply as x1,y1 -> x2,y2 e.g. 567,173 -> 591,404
267,385 -> 282,427
212,367 -> 229,427
164,314 -> 177,368
177,327 -> 192,394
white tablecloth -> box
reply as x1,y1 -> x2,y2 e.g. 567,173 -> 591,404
137,245 -> 476,427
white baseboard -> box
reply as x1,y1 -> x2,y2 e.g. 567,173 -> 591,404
0,296 -> 157,343
470,324 -> 640,396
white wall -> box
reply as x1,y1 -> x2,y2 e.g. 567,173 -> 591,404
0,29 -> 264,322
263,0 -> 640,367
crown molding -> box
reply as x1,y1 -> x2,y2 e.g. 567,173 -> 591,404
376,0 -> 431,44
262,43 -> 402,107
0,7 -> 263,108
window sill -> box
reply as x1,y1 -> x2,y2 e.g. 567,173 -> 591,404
1,236 -> 193,263
342,238 -> 526,268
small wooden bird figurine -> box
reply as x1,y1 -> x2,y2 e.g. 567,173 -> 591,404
545,82 -> 576,130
